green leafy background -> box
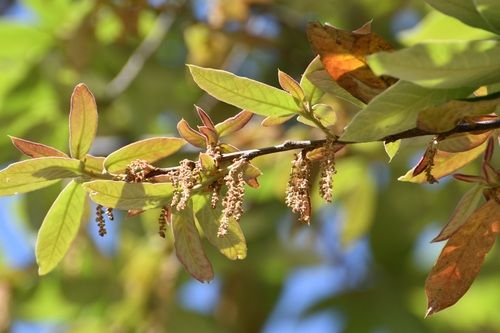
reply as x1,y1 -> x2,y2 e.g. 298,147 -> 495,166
1,1 -> 499,332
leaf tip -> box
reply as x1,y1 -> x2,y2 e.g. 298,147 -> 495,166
425,306 -> 434,318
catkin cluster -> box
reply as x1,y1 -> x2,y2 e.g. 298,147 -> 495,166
319,139 -> 337,203
285,151 -> 312,224
218,158 -> 247,237
171,159 -> 200,211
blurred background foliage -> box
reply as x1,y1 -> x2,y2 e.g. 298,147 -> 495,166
1,0 -> 500,332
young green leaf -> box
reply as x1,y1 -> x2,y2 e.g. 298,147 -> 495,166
367,40 -> 500,89
36,180 -> 88,275
214,110 -> 253,137
261,115 -> 294,127
296,104 -> 336,128
104,137 -> 185,174
425,199 -> 500,316
340,81 -> 471,142
299,56 -> 325,106
188,65 -> 301,117
425,0 -> 497,33
383,140 -> 401,162
9,136 -> 68,158
172,203 -> 214,282
177,119 -> 207,148
0,157 -> 82,195
83,180 -> 174,210
194,195 -> 247,260
278,69 -> 305,102
83,155 -> 105,175
432,183 -> 485,242
398,141 -> 487,183
69,83 -> 98,160
306,70 -> 366,109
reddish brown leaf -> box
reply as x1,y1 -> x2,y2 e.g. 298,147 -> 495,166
425,200 -> 500,316
195,105 -> 216,131
214,110 -> 253,137
432,183 -> 485,242
198,126 -> 218,146
69,83 -> 98,160
307,21 -> 397,103
9,136 -> 68,158
177,119 -> 206,148
278,70 -> 305,102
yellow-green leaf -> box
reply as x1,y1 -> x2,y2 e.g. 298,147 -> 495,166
36,180 -> 88,275
104,137 -> 185,174
383,140 -> 401,162
0,157 -> 82,195
83,154 -> 105,175
299,56 -> 325,106
69,83 -> 98,160
172,203 -> 214,282
83,180 -> 174,210
188,65 -> 301,117
398,141 -> 487,183
194,195 -> 247,260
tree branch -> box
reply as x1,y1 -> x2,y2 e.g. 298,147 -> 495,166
150,117 -> 500,176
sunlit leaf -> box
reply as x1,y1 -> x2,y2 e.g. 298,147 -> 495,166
215,110 -> 253,137
0,157 -> 82,195
198,126 -> 218,146
307,21 -> 396,103
425,199 -> 500,316
261,115 -> 294,127
242,163 -> 262,188
340,81 -> 471,142
367,40 -> 500,89
9,136 -> 68,158
83,155 -> 105,175
432,183 -> 485,242
399,141 -> 487,183
297,104 -> 336,128
69,83 -> 98,160
306,70 -> 365,108
417,93 -> 500,132
104,137 -> 186,174
425,0 -> 498,33
438,131 -> 492,153
194,195 -> 247,260
300,56 -> 325,106
278,69 -> 305,102
36,180 -> 88,275
383,140 -> 401,162
172,202 -> 214,282
83,180 -> 174,210
188,65 -> 301,117
195,105 -> 216,131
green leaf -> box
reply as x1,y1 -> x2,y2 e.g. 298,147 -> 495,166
398,141 -> 487,183
300,56 -> 325,106
474,0 -> 500,33
10,136 -> 68,158
172,202 -> 214,282
0,157 -> 82,195
69,83 -> 98,160
36,180 -> 88,275
367,40 -> 500,89
214,110 -> 253,137
83,180 -> 174,210
297,104 -> 336,128
194,195 -> 247,260
340,81 -> 471,142
432,183 -> 485,242
438,131 -> 492,153
104,137 -> 186,174
425,0 -> 497,32
83,155 -> 105,175
261,115 -> 294,127
188,65 -> 301,117
383,140 -> 401,162
306,70 -> 366,109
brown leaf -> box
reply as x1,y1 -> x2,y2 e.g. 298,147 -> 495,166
278,69 -> 305,102
432,183 -> 485,242
307,21 -> 397,103
9,136 -> 68,158
195,105 -> 216,131
215,110 -> 253,137
177,119 -> 206,148
425,199 -> 500,316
